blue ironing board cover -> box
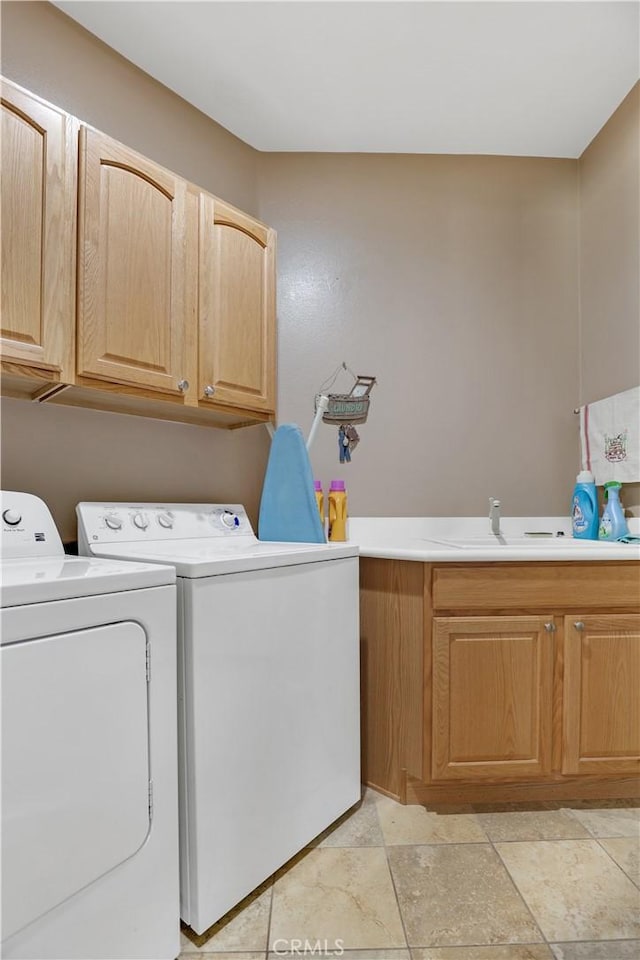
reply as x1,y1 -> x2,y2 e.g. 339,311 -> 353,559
258,424 -> 325,543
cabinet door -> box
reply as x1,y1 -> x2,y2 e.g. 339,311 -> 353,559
77,127 -> 194,395
1,80 -> 76,381
199,194 -> 276,413
432,616 -> 554,780
563,615 -> 640,776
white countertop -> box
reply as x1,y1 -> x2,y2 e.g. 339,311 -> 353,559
348,516 -> 640,562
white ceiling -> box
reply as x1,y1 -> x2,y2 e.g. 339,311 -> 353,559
54,1 -> 639,157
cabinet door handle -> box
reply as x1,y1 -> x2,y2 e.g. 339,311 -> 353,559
544,622 -> 556,632
204,385 -> 216,398
574,621 -> 585,631
177,379 -> 189,392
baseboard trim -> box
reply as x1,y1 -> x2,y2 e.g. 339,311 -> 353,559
402,774 -> 640,805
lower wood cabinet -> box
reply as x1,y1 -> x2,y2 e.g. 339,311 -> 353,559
563,614 -> 640,776
360,559 -> 640,804
432,616 -> 554,781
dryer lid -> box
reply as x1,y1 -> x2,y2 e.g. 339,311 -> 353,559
1,555 -> 175,609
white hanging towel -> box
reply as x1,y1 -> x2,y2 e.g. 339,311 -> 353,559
579,386 -> 640,485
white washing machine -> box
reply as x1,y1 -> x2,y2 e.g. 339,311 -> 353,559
1,492 -> 180,960
77,501 -> 361,936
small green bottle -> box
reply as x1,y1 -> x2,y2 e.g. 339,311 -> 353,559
598,481 -> 629,540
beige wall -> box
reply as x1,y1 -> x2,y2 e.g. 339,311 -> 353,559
579,82 -> 640,514
0,1 -> 259,212
259,153 -> 580,516
0,398 -> 269,541
3,1 -> 636,532
0,0 -> 270,540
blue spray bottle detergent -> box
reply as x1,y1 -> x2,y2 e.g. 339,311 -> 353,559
571,470 -> 598,540
598,481 -> 629,540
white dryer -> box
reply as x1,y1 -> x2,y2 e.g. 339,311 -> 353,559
77,502 -> 361,936
1,492 -> 180,960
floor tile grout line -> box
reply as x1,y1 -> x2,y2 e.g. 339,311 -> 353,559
562,803 -> 640,842
490,837 -> 588,954
374,795 -> 634,847
405,940 -> 554,954
475,833 -> 626,844
369,793 -> 411,953
483,833 -> 551,948
180,794 -> 639,958
490,832 -> 640,949
264,869 -> 275,958
380,841 -> 412,953
375,792 -> 552,953
560,804 -> 597,837
592,834 -> 640,892
266,802 -> 409,955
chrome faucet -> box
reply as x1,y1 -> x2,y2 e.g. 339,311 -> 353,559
489,497 -> 501,537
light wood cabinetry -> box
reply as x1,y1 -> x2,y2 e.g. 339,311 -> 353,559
76,127 -> 195,397
199,195 -> 276,412
1,78 -> 277,428
432,563 -> 639,610
563,614 -> 640,776
360,559 -> 640,804
432,616 -> 554,781
359,559 -> 425,799
1,79 -> 76,393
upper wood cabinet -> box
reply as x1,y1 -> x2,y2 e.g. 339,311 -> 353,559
76,126 -> 196,398
432,615 -> 554,781
563,614 -> 640,777
1,80 -> 76,386
198,194 -> 276,413
1,79 -> 276,426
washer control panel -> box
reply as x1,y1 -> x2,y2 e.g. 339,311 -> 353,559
77,502 -> 253,548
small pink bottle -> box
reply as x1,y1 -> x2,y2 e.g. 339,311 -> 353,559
328,480 -> 347,542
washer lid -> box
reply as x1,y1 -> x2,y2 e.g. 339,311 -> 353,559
86,538 -> 358,577
1,555 -> 175,609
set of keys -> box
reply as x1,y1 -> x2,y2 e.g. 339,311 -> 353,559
338,424 -> 360,463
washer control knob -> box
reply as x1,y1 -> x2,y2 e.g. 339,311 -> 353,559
132,512 -> 149,530
221,510 -> 240,529
104,514 -> 122,530
157,512 -> 174,529
2,509 -> 22,526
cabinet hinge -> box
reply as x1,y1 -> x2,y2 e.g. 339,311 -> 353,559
146,641 -> 151,681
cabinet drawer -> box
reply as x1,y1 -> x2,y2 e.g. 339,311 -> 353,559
432,562 -> 640,611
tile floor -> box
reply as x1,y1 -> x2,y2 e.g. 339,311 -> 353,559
179,789 -> 640,960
